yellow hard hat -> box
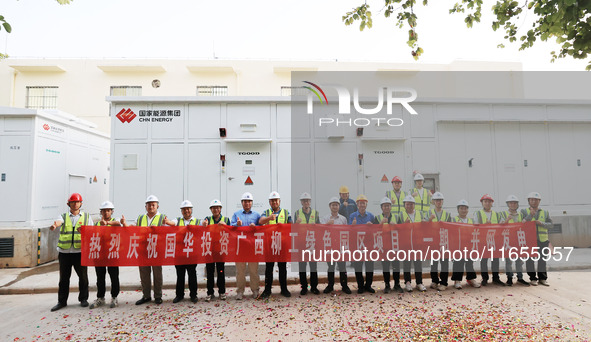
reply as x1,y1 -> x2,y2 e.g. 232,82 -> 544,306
339,186 -> 349,193
356,194 -> 368,202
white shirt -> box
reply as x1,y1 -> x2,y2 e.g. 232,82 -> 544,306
320,213 -> 347,225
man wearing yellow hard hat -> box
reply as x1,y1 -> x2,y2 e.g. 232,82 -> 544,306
338,185 -> 357,220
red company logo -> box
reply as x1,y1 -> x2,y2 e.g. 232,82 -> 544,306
43,124 -> 50,131
116,108 -> 137,123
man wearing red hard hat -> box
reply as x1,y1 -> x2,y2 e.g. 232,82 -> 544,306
474,194 -> 505,287
49,193 -> 94,312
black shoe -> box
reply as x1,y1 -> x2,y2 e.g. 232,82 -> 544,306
311,288 -> 320,295
492,278 -> 506,286
394,284 -> 404,293
517,278 -> 530,286
383,285 -> 391,294
365,286 -> 376,294
191,297 -> 198,303
259,290 -> 271,299
51,303 -> 67,312
481,280 -> 488,287
357,287 -> 365,294
280,290 -> 291,298
342,285 -> 352,294
323,286 -> 334,294
173,296 -> 184,303
155,298 -> 163,305
80,300 -> 89,308
300,288 -> 308,296
135,297 -> 151,305
506,279 -> 513,286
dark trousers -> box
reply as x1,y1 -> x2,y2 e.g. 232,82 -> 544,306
451,259 -> 477,281
175,264 -> 197,299
353,261 -> 374,288
58,252 -> 88,305
505,258 -> 525,280
526,240 -> 549,281
480,258 -> 500,281
403,260 -> 423,284
298,262 -> 318,290
430,260 -> 449,286
382,260 -> 401,286
264,262 -> 288,291
326,261 -> 348,287
205,262 -> 226,295
95,266 -> 120,299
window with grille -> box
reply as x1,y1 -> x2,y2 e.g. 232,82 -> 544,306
110,86 -> 142,96
281,86 -> 307,96
26,86 -> 58,109
196,86 -> 228,96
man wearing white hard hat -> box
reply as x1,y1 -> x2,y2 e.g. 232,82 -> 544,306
373,197 -> 402,293
202,199 -> 230,301
169,200 -> 200,304
259,191 -> 292,298
294,192 -> 320,295
409,173 -> 431,216
397,195 -> 426,292
90,201 -> 122,309
450,200 -> 480,289
426,192 -> 452,291
349,194 -> 376,294
501,195 -> 529,286
320,197 -> 351,294
474,194 -> 505,287
121,195 -> 174,305
522,192 -> 553,286
230,192 -> 261,300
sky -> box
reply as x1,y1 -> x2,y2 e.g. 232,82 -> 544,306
0,0 -> 588,70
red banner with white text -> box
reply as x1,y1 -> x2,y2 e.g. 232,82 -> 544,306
80,222 -> 537,266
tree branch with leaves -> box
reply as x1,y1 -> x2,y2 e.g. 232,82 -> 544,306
343,0 -> 591,69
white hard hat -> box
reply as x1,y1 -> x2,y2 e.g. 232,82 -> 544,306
328,197 -> 340,205
269,191 -> 281,200
527,192 -> 542,200
180,200 -> 193,208
241,192 -> 254,201
432,192 -> 444,200
209,199 -> 222,208
414,173 -> 424,181
300,192 -> 312,200
403,195 -> 416,203
380,197 -> 391,206
99,201 -> 114,210
457,199 -> 469,207
505,194 -> 519,203
145,195 -> 159,203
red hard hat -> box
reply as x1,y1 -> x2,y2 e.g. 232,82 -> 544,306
68,193 -> 83,202
480,194 -> 494,202
391,176 -> 402,183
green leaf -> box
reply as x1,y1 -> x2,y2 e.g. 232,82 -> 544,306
2,22 -> 11,33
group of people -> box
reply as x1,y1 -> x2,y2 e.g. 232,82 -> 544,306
49,173 -> 552,312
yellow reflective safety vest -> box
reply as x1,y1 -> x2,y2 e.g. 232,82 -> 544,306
295,209 -> 318,224
376,213 -> 395,224
58,212 -> 90,250
399,210 -> 423,223
95,217 -> 115,226
264,208 -> 289,224
427,209 -> 451,222
525,208 -> 549,242
410,188 -> 431,214
177,217 -> 200,226
502,211 -> 523,223
206,216 -> 230,225
453,216 -> 474,224
386,190 -> 406,214
477,210 -> 500,224
137,213 -> 164,227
